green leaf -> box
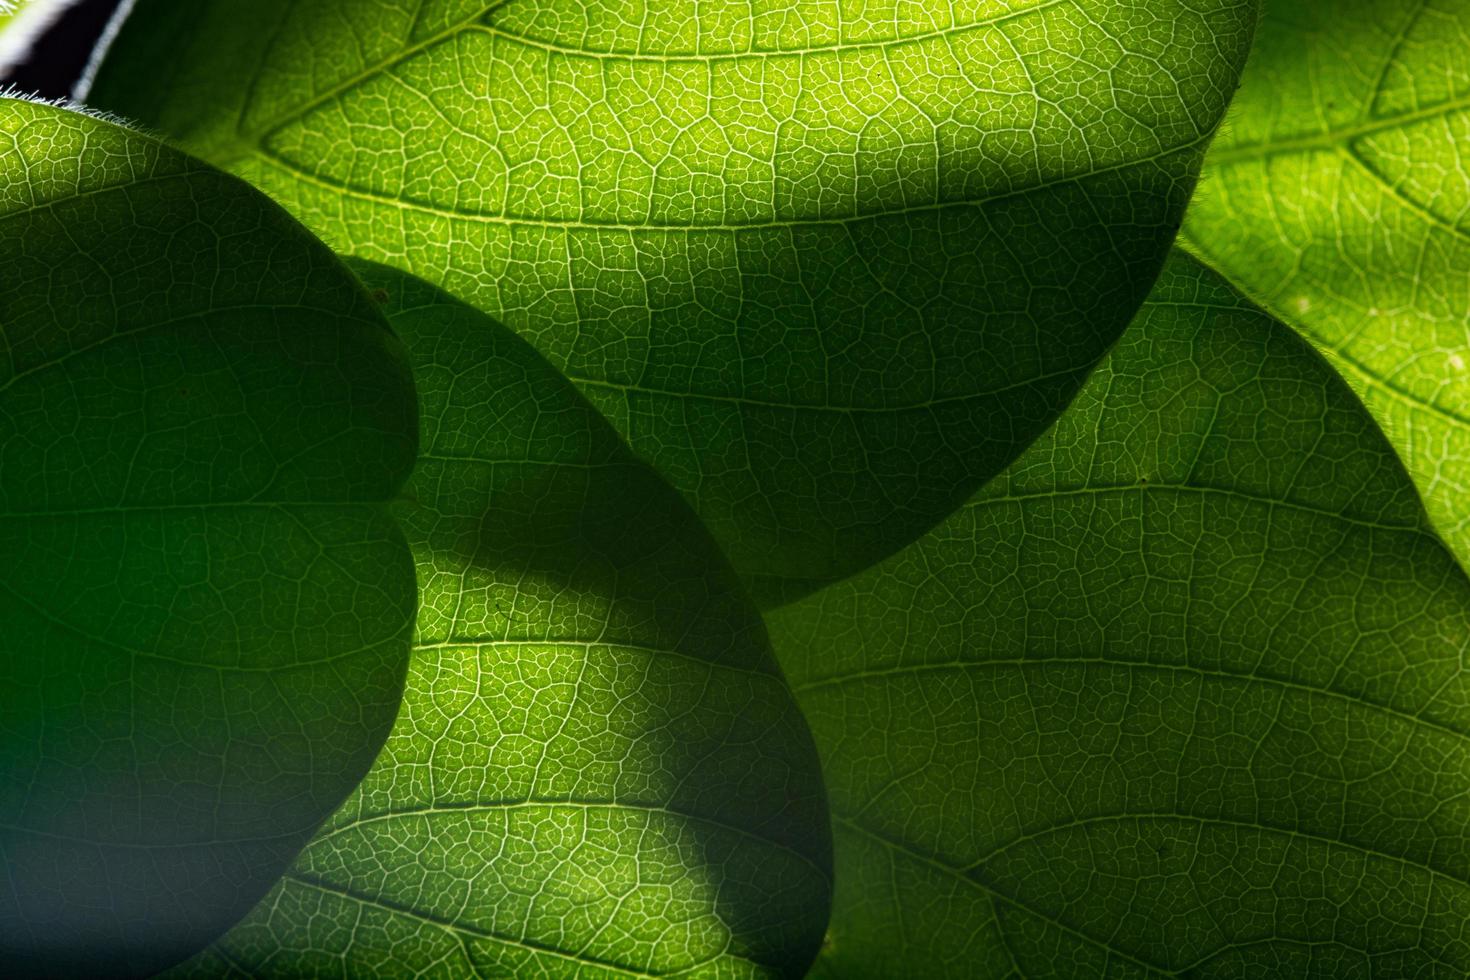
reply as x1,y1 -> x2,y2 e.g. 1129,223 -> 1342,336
767,252 -> 1470,978
84,0 -> 1258,604
169,261 -> 833,979
1182,0 -> 1470,576
0,99 -> 418,976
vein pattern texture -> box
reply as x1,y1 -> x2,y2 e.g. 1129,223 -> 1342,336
0,99 -> 419,979
768,252 -> 1470,978
87,0 -> 1257,603
169,262 -> 833,980
1183,0 -> 1470,576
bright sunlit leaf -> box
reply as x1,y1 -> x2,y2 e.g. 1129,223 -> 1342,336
1185,0 -> 1470,577
86,0 -> 1258,603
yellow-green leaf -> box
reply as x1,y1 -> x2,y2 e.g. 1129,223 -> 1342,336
84,0 -> 1258,604
169,261 -> 833,979
1183,0 -> 1470,576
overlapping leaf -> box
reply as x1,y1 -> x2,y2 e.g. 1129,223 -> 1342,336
1184,0 -> 1470,574
86,0 -> 1257,603
768,253 -> 1470,978
169,262 -> 833,979
0,99 -> 418,978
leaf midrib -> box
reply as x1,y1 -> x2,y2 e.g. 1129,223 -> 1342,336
247,128 -> 1213,230
831,815 -> 1174,978
966,480 -> 1424,534
442,2 -> 1071,68
766,478 -> 1432,635
570,364 -> 1089,416
240,0 -> 1071,140
310,797 -> 831,882
278,871 -> 673,980
1205,89 -> 1470,166
832,808 -> 1470,978
794,657 -> 1470,744
966,810 -> 1470,888
1203,136 -> 1470,244
412,638 -> 779,681
0,167 -> 184,221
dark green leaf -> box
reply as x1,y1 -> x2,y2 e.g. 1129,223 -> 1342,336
769,252 -> 1470,978
0,99 -> 418,977
86,0 -> 1257,603
170,261 -> 833,979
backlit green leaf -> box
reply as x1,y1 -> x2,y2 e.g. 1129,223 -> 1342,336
86,0 -> 1257,603
170,261 -> 833,979
1183,0 -> 1470,575
768,252 -> 1470,978
0,99 -> 419,977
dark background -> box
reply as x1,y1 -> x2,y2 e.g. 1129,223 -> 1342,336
4,0 -> 126,99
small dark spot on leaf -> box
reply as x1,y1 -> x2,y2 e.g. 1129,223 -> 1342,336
370,288 -> 390,304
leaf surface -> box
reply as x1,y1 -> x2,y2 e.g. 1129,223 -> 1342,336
171,261 -> 833,979
86,0 -> 1257,603
1182,0 -> 1470,575
768,252 -> 1470,978
0,98 -> 418,977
